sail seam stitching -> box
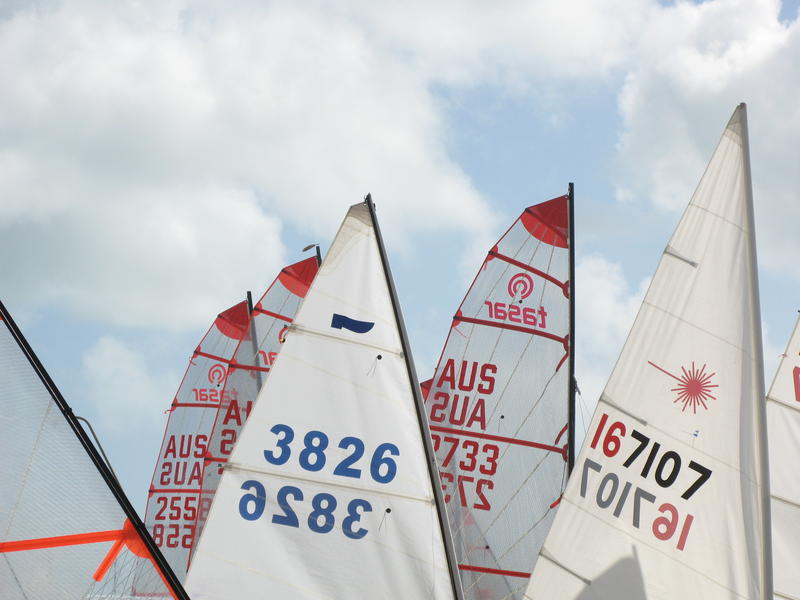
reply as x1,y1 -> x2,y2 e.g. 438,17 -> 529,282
225,462 -> 434,504
687,201 -> 747,233
770,493 -> 800,510
288,323 -> 403,356
643,300 -> 756,358
766,395 -> 800,414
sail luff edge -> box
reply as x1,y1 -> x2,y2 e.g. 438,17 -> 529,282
364,194 -> 465,600
740,102 -> 773,600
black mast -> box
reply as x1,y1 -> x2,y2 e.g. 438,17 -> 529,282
246,290 -> 263,387
0,300 -> 190,600
567,182 -> 577,474
365,195 -> 465,600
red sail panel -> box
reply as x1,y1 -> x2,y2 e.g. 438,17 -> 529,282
424,195 -> 571,600
194,256 -> 318,545
0,300 -> 185,600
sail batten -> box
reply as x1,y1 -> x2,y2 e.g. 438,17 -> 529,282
525,104 -> 769,600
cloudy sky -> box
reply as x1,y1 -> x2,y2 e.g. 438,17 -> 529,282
1,0 -> 798,510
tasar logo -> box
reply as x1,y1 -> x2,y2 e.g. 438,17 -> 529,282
483,271 -> 548,329
207,363 -> 227,385
648,361 -> 718,414
507,272 -> 534,300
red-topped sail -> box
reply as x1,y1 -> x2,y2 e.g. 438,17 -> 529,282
194,256 -> 318,544
0,300 -> 187,600
213,302 -> 250,340
521,195 -> 569,248
425,193 -> 573,600
141,256 -> 318,586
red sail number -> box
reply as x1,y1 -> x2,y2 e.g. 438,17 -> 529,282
590,413 -> 626,458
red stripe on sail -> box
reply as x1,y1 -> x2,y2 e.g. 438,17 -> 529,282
230,362 -> 270,373
253,307 -> 293,323
193,349 -> 233,364
0,529 -> 124,553
453,314 -> 568,348
149,488 -> 217,495
554,423 -> 568,445
0,519 -> 176,596
458,564 -> 531,578
202,455 -> 228,463
429,425 -> 566,457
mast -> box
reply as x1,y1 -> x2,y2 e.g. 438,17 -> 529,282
567,182 -> 576,474
740,103 -> 772,600
246,290 -> 263,387
0,300 -> 190,600
366,193 -> 465,600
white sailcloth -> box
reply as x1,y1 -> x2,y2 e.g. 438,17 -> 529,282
185,201 -> 460,599
767,315 -> 800,599
525,103 -> 770,599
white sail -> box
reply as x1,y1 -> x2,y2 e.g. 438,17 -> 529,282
525,103 -> 771,599
767,315 -> 800,599
185,200 -> 461,599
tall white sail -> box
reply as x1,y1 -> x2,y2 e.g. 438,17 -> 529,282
424,193 -> 574,599
767,314 -> 800,599
525,103 -> 771,599
186,199 -> 462,599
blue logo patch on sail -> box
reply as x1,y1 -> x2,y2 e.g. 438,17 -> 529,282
331,313 -> 375,334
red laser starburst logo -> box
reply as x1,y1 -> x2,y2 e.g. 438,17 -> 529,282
648,361 -> 719,414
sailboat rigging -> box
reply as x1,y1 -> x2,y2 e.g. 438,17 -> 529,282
142,257 -> 318,583
423,187 -> 575,599
524,104 -> 771,599
0,299 -> 189,600
185,197 -> 464,599
195,257 -> 319,545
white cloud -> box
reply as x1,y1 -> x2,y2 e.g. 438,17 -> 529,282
334,0 -> 648,86
82,335 -> 176,433
574,254 -> 649,421
0,0 -> 504,332
613,0 -> 800,279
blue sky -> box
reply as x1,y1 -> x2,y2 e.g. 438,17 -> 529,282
1,0 -> 799,511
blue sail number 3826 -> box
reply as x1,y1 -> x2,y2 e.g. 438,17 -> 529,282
238,481 -> 372,540
263,424 -> 399,484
